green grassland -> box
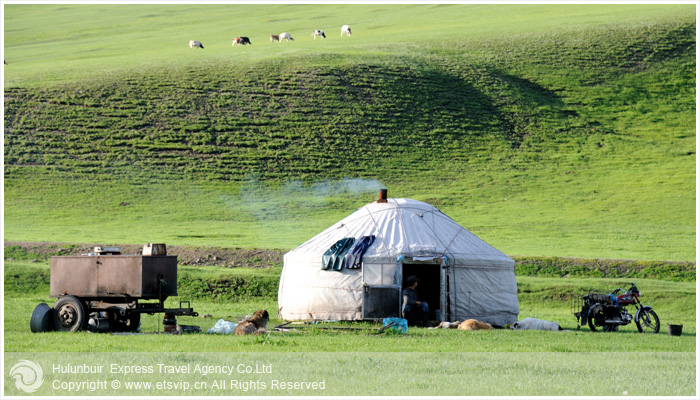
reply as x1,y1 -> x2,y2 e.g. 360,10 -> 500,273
4,260 -> 696,354
4,254 -> 696,395
3,6 -> 696,395
3,4 -> 696,260
4,260 -> 696,395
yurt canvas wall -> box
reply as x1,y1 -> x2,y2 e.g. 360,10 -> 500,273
278,197 -> 519,326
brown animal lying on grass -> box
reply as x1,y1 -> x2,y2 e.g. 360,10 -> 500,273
457,319 -> 493,331
431,319 -> 493,330
234,309 -> 269,336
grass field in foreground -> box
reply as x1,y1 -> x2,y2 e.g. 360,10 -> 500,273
4,351 -> 694,396
4,260 -> 695,396
4,275 -> 696,396
4,261 -> 695,353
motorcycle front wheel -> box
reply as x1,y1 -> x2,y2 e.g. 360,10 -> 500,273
636,309 -> 660,334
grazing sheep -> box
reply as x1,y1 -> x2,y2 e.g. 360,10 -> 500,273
189,40 -> 204,49
232,37 -> 252,46
270,34 -> 280,43
458,319 -> 493,331
341,25 -> 351,37
279,32 -> 294,42
313,30 -> 326,39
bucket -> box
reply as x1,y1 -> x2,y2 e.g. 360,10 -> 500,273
143,243 -> 167,256
667,324 -> 683,336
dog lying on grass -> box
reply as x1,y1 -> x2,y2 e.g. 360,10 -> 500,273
458,319 -> 493,331
234,310 -> 269,336
431,319 -> 493,330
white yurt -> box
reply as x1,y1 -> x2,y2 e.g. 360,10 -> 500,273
278,191 -> 519,326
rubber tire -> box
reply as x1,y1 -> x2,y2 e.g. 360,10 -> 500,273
636,309 -> 660,334
30,303 -> 55,332
53,296 -> 88,332
588,306 -> 604,332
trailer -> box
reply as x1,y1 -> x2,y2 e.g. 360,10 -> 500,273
30,244 -> 198,333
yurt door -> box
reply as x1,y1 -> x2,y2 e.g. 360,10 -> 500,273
400,258 -> 447,323
361,285 -> 401,319
361,263 -> 401,319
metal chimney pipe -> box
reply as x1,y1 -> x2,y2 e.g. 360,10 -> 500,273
377,188 -> 388,203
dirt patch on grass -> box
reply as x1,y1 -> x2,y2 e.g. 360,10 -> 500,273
4,241 -> 285,268
5,242 -> 694,281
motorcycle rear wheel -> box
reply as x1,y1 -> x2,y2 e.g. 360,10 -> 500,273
636,309 -> 660,334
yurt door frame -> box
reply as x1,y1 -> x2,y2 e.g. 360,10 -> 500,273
360,257 -> 446,322
400,258 -> 446,323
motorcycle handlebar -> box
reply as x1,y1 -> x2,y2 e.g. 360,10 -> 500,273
628,283 -> 639,294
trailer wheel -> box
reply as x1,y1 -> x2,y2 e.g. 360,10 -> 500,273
53,296 -> 88,332
106,311 -> 141,332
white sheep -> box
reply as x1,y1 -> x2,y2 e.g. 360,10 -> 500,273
341,25 -> 351,37
313,30 -> 326,39
279,32 -> 294,42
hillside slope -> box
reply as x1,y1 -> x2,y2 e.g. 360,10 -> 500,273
5,20 -> 694,178
3,6 -> 696,260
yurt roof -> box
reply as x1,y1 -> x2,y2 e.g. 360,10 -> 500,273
288,198 -> 512,266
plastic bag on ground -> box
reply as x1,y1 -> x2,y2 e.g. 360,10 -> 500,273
207,319 -> 238,334
382,317 -> 408,334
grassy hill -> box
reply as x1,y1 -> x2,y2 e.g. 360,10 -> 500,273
3,4 -> 696,260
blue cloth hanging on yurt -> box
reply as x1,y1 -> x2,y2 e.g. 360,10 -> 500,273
344,235 -> 376,269
321,237 -> 355,271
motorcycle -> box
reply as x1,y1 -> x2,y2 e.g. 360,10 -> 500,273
573,282 -> 660,333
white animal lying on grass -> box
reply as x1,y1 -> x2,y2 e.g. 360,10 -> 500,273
510,317 -> 564,331
432,321 -> 460,329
